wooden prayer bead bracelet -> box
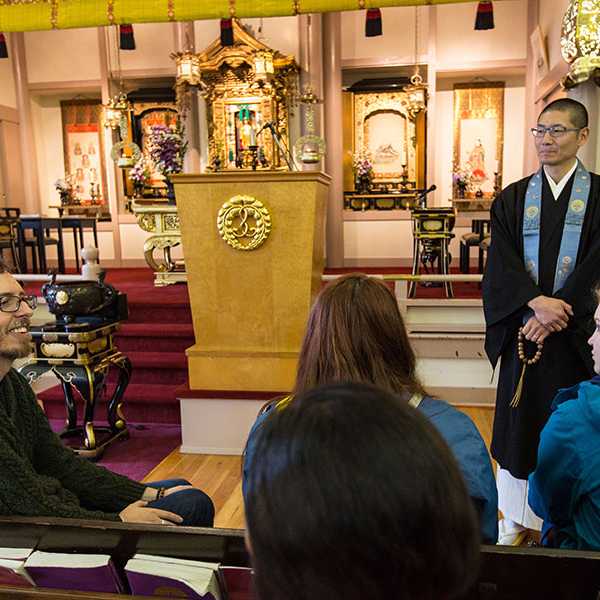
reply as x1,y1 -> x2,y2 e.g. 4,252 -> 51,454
517,327 -> 543,365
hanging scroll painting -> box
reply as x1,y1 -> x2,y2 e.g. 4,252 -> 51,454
453,82 -> 504,199
61,99 -> 108,210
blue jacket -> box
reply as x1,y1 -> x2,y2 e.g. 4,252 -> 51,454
243,395 -> 498,544
529,375 -> 600,549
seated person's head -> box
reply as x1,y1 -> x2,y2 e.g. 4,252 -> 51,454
244,382 -> 480,600
590,283 -> 600,375
295,273 -> 424,399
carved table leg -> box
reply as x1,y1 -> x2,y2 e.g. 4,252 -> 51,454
106,354 -> 131,433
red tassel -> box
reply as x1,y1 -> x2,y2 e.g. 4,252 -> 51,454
220,19 -> 234,46
475,1 -> 494,30
119,24 -> 136,50
365,8 -> 382,37
0,33 -> 7,59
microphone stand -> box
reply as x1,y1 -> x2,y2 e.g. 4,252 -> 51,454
258,122 -> 297,171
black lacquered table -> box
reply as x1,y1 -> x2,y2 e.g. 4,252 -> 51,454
19,320 -> 131,458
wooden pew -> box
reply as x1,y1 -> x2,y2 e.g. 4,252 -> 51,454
1,517 -> 600,599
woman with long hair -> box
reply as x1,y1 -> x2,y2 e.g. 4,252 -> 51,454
244,382 -> 480,600
244,273 -> 498,543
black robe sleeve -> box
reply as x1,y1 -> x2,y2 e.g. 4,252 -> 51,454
554,173 -> 600,368
482,178 -> 542,367
483,172 -> 600,371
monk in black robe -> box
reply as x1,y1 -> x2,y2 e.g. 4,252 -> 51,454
483,98 -> 600,543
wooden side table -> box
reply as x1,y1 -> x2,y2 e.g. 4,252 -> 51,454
19,321 -> 131,459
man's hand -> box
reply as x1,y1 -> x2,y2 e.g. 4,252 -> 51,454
522,316 -> 551,344
527,295 -> 573,331
119,500 -> 183,525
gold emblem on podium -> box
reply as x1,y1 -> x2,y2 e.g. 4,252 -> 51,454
217,195 -> 272,251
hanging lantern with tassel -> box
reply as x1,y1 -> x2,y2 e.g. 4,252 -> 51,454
220,19 -> 234,46
365,9 -> 382,37
119,24 -> 136,50
475,1 -> 494,30
0,33 -> 8,59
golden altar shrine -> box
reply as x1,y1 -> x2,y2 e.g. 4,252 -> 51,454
173,170 -> 329,392
132,201 -> 186,287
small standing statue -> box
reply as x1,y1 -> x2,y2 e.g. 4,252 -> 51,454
81,245 -> 103,281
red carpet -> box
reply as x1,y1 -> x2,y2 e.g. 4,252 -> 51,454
36,267 -> 482,425
49,420 -> 181,481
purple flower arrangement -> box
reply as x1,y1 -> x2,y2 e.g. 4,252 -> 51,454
148,123 -> 188,176
129,157 -> 151,186
352,152 -> 374,178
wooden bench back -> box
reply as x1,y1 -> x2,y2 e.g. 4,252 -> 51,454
1,517 -> 600,599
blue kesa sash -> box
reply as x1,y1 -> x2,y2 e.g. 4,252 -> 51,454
523,161 -> 591,293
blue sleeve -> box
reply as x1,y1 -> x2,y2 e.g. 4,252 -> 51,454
528,401 -> 581,528
242,409 -> 271,502
423,404 -> 499,544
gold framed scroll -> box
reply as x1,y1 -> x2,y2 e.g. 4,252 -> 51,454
60,99 -> 109,215
453,82 -> 504,199
345,88 -> 426,191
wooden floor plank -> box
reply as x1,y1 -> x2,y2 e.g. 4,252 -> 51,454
144,405 -> 495,530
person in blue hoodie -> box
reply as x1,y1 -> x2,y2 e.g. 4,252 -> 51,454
528,284 -> 600,549
243,273 -> 498,544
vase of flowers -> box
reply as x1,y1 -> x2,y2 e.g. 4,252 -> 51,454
54,175 -> 75,206
353,151 -> 374,194
129,157 -> 151,198
452,166 -> 471,199
148,123 -> 188,205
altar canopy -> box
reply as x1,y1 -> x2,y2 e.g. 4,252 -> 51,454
0,0 -> 499,32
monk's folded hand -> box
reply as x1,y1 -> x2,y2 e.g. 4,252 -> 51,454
527,295 -> 573,330
523,316 -> 551,343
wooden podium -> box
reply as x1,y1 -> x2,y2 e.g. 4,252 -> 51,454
173,171 -> 330,393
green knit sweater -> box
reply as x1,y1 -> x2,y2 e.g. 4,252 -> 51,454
0,368 -> 146,520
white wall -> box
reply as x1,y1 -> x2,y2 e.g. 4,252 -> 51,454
341,6 -> 429,65
538,0 -> 570,71
30,95 -> 66,216
436,0 -> 527,66
194,17 -> 299,58
25,28 -> 100,83
114,23 -> 176,72
0,57 -> 16,108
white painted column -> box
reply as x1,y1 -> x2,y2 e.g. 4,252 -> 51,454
10,32 -> 40,215
568,80 -> 599,172
322,12 -> 344,267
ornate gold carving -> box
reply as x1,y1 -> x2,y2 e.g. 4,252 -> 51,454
56,290 -> 69,305
561,0 -> 600,87
88,337 -> 108,354
137,213 -> 157,233
163,214 -> 180,231
189,20 -> 298,170
217,195 -> 271,251
40,343 -> 76,358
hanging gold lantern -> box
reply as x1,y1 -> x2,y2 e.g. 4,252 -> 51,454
561,0 -> 600,88
404,70 -> 428,120
173,51 -> 201,85
254,50 -> 275,84
102,92 -> 131,130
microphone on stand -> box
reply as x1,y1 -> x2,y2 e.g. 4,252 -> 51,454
416,184 -> 437,208
256,121 -> 274,136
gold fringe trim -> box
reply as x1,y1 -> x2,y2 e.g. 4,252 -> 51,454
510,363 -> 527,408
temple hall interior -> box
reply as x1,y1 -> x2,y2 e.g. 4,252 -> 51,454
0,0 -> 600,597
